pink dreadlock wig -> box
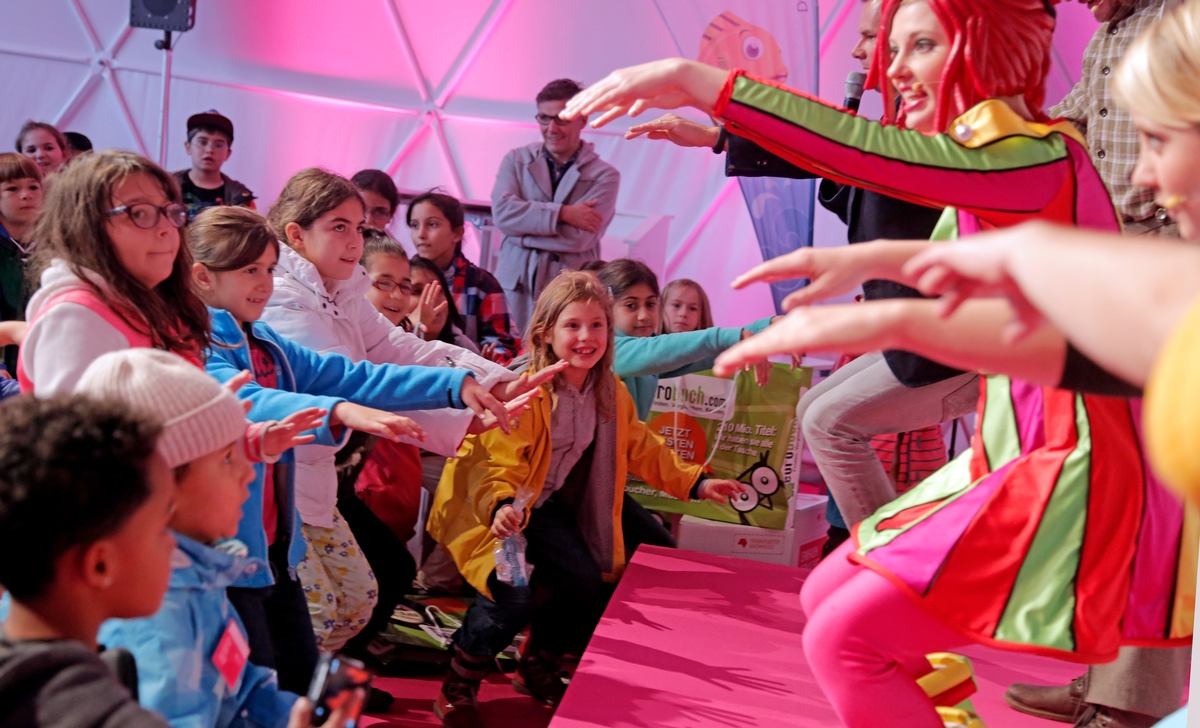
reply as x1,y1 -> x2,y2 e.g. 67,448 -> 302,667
869,0 -> 1059,131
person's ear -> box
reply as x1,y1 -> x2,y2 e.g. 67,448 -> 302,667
79,541 -> 117,591
284,222 -> 304,250
184,139 -> 192,153
191,262 -> 214,291
453,226 -> 465,245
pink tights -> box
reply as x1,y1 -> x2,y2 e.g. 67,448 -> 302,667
801,541 -> 969,728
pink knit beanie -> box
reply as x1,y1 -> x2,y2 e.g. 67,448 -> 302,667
76,349 -> 246,468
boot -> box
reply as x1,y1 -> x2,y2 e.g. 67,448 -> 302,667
820,526 -> 850,559
434,646 -> 492,728
1004,675 -> 1088,723
512,647 -> 567,708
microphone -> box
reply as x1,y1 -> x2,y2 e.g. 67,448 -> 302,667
843,71 -> 867,114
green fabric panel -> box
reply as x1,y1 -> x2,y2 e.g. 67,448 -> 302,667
929,207 -> 960,242
993,395 -> 1091,651
979,376 -> 1021,472
731,76 -> 1067,173
857,451 -> 975,553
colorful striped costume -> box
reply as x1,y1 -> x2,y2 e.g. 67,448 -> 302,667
715,70 -> 1196,661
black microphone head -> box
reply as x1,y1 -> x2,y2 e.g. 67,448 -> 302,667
845,71 -> 867,102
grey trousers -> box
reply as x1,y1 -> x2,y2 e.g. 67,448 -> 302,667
797,351 -> 980,526
1088,646 -> 1190,718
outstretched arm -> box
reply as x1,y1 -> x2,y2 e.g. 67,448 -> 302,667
714,298 -> 1068,387
907,221 -> 1200,385
566,60 -> 1079,217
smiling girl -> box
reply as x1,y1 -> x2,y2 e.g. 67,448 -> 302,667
189,205 -> 496,687
427,272 -> 746,726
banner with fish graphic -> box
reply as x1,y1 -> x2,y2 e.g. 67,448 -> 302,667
653,3 -> 820,312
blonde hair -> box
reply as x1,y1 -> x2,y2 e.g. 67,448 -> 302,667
1113,1 -> 1200,129
659,278 -> 714,333
525,271 -> 615,417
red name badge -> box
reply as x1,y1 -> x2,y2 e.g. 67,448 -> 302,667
212,618 -> 250,692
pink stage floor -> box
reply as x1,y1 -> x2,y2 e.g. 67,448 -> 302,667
550,546 -> 1083,728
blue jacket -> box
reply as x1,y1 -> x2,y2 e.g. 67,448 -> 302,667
98,534 -> 297,728
205,308 -> 472,586
613,317 -> 773,421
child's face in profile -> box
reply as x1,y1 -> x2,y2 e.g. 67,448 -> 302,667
105,452 -> 177,619
364,252 -> 415,326
170,439 -> 254,544
549,299 -> 608,375
201,246 -> 277,324
663,285 -> 703,333
612,283 -> 658,338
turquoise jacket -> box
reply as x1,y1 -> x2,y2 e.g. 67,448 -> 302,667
205,307 -> 472,587
613,317 -> 772,421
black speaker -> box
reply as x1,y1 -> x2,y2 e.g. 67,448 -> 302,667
130,0 -> 196,32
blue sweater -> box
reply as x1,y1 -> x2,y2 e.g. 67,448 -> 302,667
98,533 -> 297,728
613,318 -> 773,421
205,308 -> 472,587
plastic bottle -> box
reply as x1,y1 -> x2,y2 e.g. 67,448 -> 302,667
494,489 -> 535,586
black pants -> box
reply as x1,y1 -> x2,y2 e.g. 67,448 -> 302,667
227,541 -> 320,694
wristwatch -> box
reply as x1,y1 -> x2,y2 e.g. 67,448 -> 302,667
712,126 -> 728,154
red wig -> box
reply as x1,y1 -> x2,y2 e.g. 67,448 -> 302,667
869,0 -> 1059,131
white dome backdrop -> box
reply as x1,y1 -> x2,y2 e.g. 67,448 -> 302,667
3,0 -> 1098,325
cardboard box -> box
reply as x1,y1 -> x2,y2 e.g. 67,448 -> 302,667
675,493 -> 829,567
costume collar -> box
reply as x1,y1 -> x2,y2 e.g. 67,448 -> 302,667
948,99 -> 1086,150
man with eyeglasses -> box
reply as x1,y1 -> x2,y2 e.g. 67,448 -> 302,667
172,110 -> 256,223
491,78 -> 620,331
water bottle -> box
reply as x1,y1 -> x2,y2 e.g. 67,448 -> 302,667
494,489 -> 535,586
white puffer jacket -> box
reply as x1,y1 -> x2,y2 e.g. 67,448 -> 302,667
262,245 -> 516,527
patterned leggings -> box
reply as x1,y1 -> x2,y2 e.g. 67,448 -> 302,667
296,508 -> 379,652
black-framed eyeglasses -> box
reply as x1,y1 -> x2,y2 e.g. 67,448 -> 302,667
535,113 -> 573,127
106,202 -> 189,230
371,279 -> 415,295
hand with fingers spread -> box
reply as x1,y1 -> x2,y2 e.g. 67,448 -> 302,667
562,59 -> 727,128
262,407 -> 326,459
332,402 -> 426,442
560,200 -> 604,232
480,342 -> 507,364
221,369 -> 254,395
740,328 -> 772,387
714,303 -> 905,377
460,376 -> 515,435
904,235 -> 1044,339
625,113 -> 721,148
490,504 -> 526,540
467,387 -> 540,435
698,478 -> 750,502
411,282 -> 449,340
489,360 -> 569,402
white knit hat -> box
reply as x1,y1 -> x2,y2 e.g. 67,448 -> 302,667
76,349 -> 247,469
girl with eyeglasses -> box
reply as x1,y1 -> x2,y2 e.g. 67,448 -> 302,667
19,150 -> 210,393
362,228 -> 418,332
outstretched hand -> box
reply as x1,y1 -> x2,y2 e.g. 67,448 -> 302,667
731,247 -> 872,310
262,407 -> 326,458
562,59 -> 727,128
714,303 -> 906,376
904,237 -> 1045,341
489,360 -> 569,402
467,387 -> 542,435
461,377 -> 514,435
332,402 -> 426,442
625,113 -> 721,147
